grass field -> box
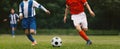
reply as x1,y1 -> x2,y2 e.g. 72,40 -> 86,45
0,35 -> 120,49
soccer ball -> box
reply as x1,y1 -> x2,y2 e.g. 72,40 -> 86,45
51,36 -> 62,47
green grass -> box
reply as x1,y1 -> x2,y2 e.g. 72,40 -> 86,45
0,35 -> 120,49
1,29 -> 120,35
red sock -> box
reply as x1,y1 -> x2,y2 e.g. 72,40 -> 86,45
79,30 -> 89,41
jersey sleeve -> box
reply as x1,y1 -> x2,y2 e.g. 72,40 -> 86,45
8,14 -> 11,20
81,0 -> 87,5
19,3 -> 22,13
19,3 -> 23,16
33,1 -> 40,8
15,14 -> 19,18
33,1 -> 48,12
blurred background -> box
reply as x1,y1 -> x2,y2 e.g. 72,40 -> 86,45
0,0 -> 120,35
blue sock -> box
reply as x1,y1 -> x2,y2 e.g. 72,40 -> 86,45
27,34 -> 35,42
12,30 -> 15,36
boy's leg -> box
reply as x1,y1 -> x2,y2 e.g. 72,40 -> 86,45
11,24 -> 15,37
80,13 -> 92,45
11,27 -> 15,37
30,29 -> 37,45
30,29 -> 36,34
75,25 -> 92,45
22,18 -> 36,45
72,13 -> 90,41
28,17 -> 37,45
30,17 -> 36,34
25,29 -> 35,42
72,16 -> 92,45
75,25 -> 89,41
25,29 -> 37,45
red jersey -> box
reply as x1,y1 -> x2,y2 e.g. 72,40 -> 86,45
66,0 -> 87,14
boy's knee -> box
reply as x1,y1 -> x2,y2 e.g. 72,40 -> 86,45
30,29 -> 35,33
75,25 -> 82,32
82,28 -> 88,31
25,29 -> 29,35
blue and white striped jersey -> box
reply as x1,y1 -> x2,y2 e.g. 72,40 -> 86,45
9,13 -> 19,24
19,0 -> 47,18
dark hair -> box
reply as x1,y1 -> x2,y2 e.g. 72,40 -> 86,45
10,8 -> 15,11
9,7 -> 15,14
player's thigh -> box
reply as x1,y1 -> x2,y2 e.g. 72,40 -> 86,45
10,24 -> 14,28
79,12 -> 88,31
81,17 -> 88,31
74,24 -> 82,32
30,29 -> 35,33
72,17 -> 82,31
72,20 -> 82,31
10,24 -> 15,30
25,29 -> 29,34
22,19 -> 28,29
30,18 -> 36,33
13,24 -> 17,30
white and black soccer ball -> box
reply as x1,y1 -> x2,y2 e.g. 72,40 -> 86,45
51,36 -> 62,47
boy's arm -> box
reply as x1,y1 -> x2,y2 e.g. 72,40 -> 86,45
19,4 -> 23,20
16,14 -> 19,18
3,15 -> 10,22
33,1 -> 50,14
3,19 -> 7,22
16,14 -> 20,22
85,2 -> 95,17
41,6 -> 50,14
64,5 -> 69,23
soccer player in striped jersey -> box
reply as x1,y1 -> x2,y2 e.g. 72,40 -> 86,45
64,0 -> 95,45
19,0 -> 50,45
4,8 -> 19,38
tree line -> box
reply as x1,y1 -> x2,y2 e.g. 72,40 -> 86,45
0,0 -> 120,30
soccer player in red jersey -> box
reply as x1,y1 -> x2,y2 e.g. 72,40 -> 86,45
64,0 -> 95,45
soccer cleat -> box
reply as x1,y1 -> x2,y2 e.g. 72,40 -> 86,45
86,40 -> 92,45
32,41 -> 37,46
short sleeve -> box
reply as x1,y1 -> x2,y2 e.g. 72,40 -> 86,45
15,14 -> 19,18
81,0 -> 87,4
33,0 -> 47,12
33,1 -> 41,8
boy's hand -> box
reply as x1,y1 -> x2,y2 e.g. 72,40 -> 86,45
90,11 -> 95,17
63,16 -> 67,23
17,19 -> 20,22
3,19 -> 7,22
19,13 -> 23,20
85,3 -> 95,17
20,16 -> 23,20
45,10 -> 50,15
